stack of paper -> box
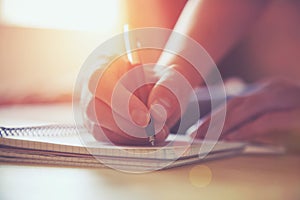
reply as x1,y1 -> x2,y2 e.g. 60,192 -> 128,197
0,125 -> 245,172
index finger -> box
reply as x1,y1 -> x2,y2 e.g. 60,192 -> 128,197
88,56 -> 151,128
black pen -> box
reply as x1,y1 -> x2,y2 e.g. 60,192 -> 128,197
123,24 -> 156,146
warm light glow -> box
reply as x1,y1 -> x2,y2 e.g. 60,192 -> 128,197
123,24 -> 134,63
189,165 -> 212,188
1,0 -> 120,32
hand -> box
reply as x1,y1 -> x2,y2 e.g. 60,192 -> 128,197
86,49 -> 202,145
192,78 -> 300,142
86,49 -> 170,145
147,59 -> 202,134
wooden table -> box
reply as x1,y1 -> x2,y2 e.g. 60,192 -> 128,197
1,155 -> 299,200
0,105 -> 299,200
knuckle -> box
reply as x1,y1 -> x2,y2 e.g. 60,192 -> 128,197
88,68 -> 105,94
86,99 -> 97,122
226,96 -> 247,116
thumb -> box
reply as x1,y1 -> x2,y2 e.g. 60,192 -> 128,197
148,65 -> 194,125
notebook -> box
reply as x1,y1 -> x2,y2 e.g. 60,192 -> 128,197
0,124 -> 245,172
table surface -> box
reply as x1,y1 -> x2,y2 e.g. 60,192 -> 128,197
0,104 -> 299,200
1,154 -> 300,200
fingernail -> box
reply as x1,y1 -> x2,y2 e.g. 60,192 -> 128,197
150,103 -> 167,123
156,98 -> 172,111
131,109 -> 150,127
150,98 -> 172,120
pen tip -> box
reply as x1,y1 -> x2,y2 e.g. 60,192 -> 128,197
151,140 -> 155,146
149,136 -> 155,146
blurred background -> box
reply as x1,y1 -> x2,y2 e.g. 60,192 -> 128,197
0,0 -> 184,104
0,0 -> 126,104
0,0 -> 299,105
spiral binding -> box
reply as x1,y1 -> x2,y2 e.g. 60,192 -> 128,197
0,124 -> 81,138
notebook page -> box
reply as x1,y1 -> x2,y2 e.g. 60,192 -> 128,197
0,131 -> 245,160
0,144 -> 241,170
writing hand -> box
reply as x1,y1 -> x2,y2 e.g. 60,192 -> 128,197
86,51 -> 169,145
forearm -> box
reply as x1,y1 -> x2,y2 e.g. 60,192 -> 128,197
176,0 -> 269,62
157,0 -> 269,87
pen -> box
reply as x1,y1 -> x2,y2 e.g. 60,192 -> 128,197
123,24 -> 156,146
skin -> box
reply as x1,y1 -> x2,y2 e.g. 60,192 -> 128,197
192,79 -> 300,142
87,50 -> 170,145
87,0 -> 300,145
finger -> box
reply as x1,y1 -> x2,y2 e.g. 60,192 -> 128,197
95,75 -> 150,127
194,97 -> 242,139
88,55 -> 130,92
194,79 -> 300,140
87,98 -> 169,144
148,65 -> 192,125
92,123 -> 169,146
88,68 -> 105,94
91,62 -> 151,127
92,124 -> 143,145
87,98 -> 145,138
220,80 -> 300,136
195,91 -> 287,140
225,108 -> 300,141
